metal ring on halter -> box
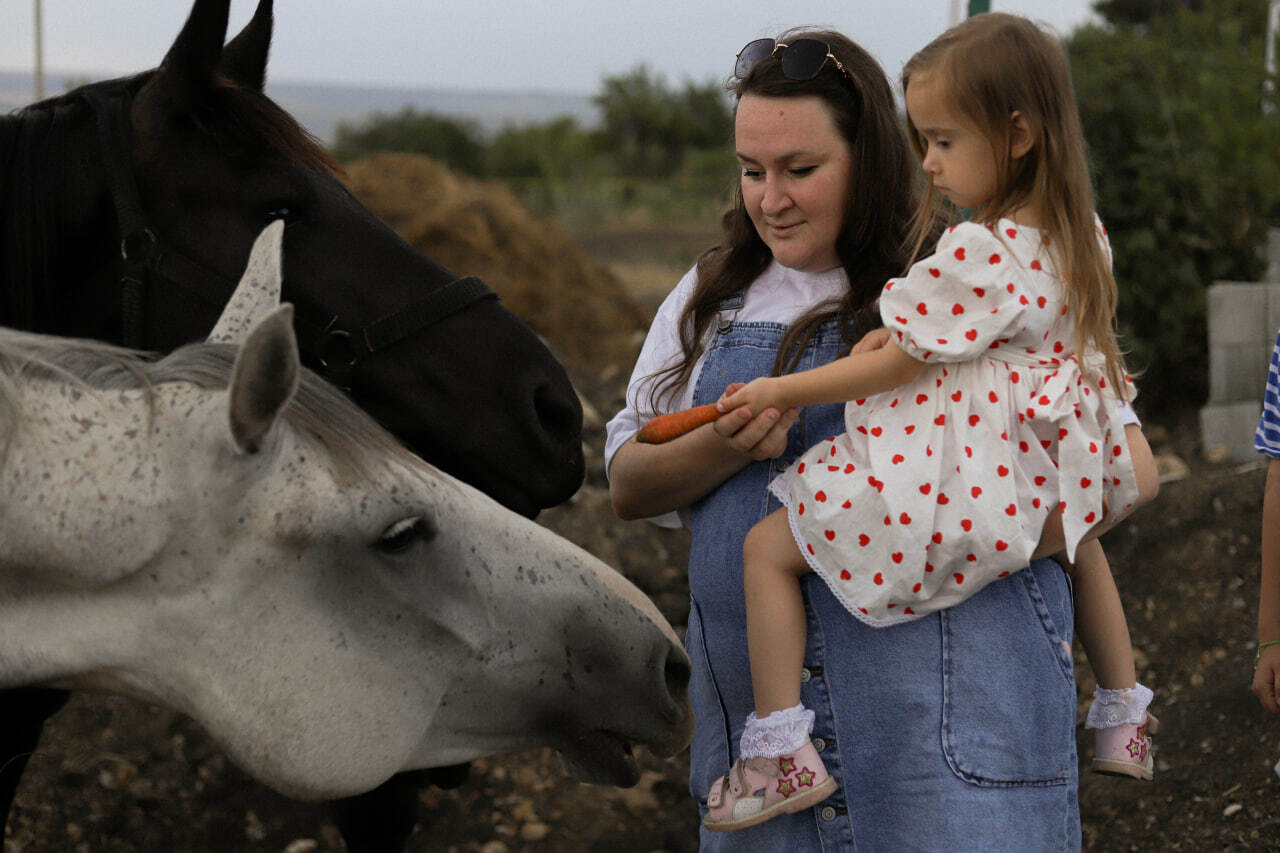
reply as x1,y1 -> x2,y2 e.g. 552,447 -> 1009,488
318,327 -> 357,370
120,228 -> 157,262
317,325 -> 358,392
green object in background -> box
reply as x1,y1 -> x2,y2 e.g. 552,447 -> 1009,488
968,0 -> 990,14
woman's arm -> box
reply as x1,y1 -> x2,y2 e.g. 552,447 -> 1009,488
609,400 -> 799,521
717,340 -> 927,416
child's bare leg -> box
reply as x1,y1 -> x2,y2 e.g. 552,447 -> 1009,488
1069,539 -> 1156,780
743,508 -> 812,717
1068,539 -> 1137,689
702,507 -> 838,830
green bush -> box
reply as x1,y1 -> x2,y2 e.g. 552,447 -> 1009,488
331,108 -> 486,175
592,65 -> 733,178
1069,0 -> 1280,413
485,117 -> 596,181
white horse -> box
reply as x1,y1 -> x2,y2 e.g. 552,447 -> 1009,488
0,222 -> 691,804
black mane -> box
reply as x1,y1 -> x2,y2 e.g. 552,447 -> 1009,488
0,72 -> 338,337
1,94 -> 66,328
196,76 -> 341,176
0,76 -> 143,331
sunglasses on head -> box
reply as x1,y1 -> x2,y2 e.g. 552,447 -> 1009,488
734,38 -> 853,84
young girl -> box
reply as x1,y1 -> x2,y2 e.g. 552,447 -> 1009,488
683,14 -> 1159,831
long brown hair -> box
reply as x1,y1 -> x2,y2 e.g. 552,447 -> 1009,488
902,13 -> 1129,397
647,29 -> 919,409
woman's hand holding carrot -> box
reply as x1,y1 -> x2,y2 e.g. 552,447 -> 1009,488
635,381 -> 798,458
715,382 -> 799,461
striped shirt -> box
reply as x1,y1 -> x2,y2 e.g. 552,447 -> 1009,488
1255,330 -> 1280,457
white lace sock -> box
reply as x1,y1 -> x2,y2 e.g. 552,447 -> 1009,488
739,703 -> 815,759
1085,682 -> 1154,730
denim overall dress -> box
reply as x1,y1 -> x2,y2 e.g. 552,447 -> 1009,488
685,312 -> 1083,851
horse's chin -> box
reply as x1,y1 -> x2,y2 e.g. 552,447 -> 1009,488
555,731 -> 641,787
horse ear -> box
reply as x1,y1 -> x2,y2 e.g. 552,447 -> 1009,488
221,0 -> 273,91
153,0 -> 231,102
227,304 -> 299,455
210,221 -> 286,343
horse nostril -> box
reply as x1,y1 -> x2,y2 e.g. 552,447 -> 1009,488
663,646 -> 692,720
532,380 -> 582,441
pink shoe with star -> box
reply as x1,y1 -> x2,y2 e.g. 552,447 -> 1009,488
703,741 -> 838,832
1092,712 -> 1158,781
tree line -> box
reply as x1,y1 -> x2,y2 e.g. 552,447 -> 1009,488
331,66 -> 734,183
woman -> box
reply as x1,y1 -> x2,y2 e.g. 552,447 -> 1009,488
606,29 -> 1156,850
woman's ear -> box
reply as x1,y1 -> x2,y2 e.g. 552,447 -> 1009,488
1009,110 -> 1034,160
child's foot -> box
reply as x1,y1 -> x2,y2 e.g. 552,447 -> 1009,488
1092,712 -> 1158,781
703,741 -> 837,832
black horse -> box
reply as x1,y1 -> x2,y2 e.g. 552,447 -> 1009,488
0,0 -> 585,849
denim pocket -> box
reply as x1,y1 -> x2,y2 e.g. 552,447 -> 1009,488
940,565 -> 1076,786
685,598 -> 732,804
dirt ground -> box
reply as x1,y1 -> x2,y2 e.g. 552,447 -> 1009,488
7,162 -> 1280,851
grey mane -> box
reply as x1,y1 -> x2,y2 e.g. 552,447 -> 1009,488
0,328 -> 416,481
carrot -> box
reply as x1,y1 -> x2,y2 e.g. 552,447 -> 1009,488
635,403 -> 722,444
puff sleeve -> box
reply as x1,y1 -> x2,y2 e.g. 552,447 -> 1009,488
880,223 -> 1030,363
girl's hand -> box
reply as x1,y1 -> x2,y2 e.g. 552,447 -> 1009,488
714,382 -> 798,461
1253,645 -> 1280,714
716,376 -> 790,418
850,327 -> 893,355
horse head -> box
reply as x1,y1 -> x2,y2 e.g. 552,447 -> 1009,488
0,0 -> 584,519
0,223 -> 692,800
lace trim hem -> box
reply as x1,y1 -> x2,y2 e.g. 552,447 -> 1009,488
739,703 -> 814,759
1085,682 -> 1154,729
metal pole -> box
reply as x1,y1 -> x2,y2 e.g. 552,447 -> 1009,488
33,0 -> 44,100
1266,0 -> 1280,115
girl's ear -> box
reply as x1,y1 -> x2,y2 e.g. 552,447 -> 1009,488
1009,110 -> 1034,160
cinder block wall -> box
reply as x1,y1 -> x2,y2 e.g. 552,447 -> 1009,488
1199,229 -> 1280,461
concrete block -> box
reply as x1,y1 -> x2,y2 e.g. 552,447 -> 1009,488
1207,341 -> 1271,403
1207,282 -> 1268,346
1200,234 -> 1280,456
1267,283 -> 1280,342
1199,400 -> 1263,463
1266,227 -> 1280,282
1204,281 -> 1280,404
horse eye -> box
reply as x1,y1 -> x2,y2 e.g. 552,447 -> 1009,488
376,516 -> 434,555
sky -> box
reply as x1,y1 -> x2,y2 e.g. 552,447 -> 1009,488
0,0 -> 1102,96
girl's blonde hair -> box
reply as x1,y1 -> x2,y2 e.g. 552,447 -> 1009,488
902,12 -> 1129,398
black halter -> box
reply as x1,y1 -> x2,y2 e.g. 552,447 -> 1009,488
74,86 -> 497,387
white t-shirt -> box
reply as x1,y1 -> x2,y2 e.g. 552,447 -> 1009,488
603,259 -> 1139,528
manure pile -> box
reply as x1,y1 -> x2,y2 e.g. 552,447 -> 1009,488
343,153 -> 647,371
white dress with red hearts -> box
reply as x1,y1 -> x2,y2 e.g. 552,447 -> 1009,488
768,219 -> 1138,627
